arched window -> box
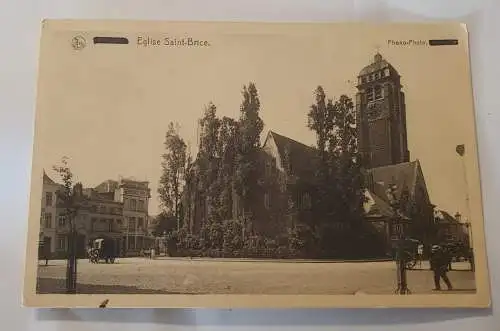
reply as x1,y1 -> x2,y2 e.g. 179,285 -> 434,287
301,192 -> 312,210
367,88 -> 374,102
374,85 -> 383,99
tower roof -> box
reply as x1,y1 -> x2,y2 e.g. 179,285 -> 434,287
358,52 -> 398,77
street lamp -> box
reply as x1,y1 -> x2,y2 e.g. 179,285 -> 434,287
455,212 -> 475,271
386,184 -> 411,295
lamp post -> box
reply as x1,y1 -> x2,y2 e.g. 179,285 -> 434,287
386,184 -> 411,295
66,219 -> 77,293
455,212 -> 475,271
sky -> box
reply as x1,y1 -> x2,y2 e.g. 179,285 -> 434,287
33,22 -> 480,220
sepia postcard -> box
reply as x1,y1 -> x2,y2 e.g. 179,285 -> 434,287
23,20 -> 491,308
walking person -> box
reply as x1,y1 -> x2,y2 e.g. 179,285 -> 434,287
417,243 -> 424,268
430,245 -> 453,291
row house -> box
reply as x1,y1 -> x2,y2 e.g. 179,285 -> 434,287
39,172 -> 153,258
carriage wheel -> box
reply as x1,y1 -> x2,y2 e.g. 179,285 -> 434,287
91,250 -> 99,263
406,259 -> 417,270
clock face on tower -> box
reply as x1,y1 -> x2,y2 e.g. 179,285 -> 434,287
366,102 -> 383,121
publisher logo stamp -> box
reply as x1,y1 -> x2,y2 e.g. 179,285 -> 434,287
71,36 -> 86,50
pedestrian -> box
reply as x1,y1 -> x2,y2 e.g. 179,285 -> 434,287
430,245 -> 453,291
417,243 -> 424,268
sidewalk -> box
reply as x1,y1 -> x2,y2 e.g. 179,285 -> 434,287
149,256 -> 394,263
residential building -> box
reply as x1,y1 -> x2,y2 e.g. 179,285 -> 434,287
39,171 -> 62,255
95,178 -> 152,256
39,174 -> 152,258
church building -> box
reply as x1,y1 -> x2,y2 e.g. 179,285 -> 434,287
356,53 -> 434,249
182,53 -> 436,256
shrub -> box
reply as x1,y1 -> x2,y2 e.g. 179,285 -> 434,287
222,219 -> 244,251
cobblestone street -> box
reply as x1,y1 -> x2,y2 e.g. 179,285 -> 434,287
36,258 -> 476,295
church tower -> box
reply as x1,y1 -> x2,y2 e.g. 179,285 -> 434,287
355,53 -> 410,168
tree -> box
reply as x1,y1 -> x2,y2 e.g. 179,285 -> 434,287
152,211 -> 178,237
234,82 -> 264,215
307,86 -> 333,162
216,116 -> 239,220
158,122 -> 188,230
307,87 -> 336,226
328,95 -> 365,228
53,156 -> 83,294
307,89 -> 366,257
197,103 -> 222,222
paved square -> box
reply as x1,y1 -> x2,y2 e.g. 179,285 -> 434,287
36,257 -> 476,295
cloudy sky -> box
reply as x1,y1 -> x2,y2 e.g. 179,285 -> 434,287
33,22 -> 479,220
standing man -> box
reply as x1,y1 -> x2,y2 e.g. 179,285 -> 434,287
417,243 -> 424,268
430,245 -> 453,291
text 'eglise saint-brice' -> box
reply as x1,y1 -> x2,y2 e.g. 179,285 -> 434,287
137,36 -> 211,47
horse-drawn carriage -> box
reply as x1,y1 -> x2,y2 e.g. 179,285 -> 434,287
441,242 -> 474,270
88,238 -> 117,264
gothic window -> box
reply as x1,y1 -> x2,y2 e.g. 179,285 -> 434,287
265,160 -> 271,177
280,174 -> 287,192
138,200 -> 144,211
130,199 -> 137,211
301,192 -> 312,210
384,68 -> 390,76
367,88 -> 374,102
374,85 -> 383,99
264,192 -> 270,209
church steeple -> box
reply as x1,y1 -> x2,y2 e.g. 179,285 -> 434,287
355,53 -> 410,168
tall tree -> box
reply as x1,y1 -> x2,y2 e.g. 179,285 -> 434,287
197,103 -> 222,222
307,89 -> 366,256
235,82 -> 264,215
328,95 -> 365,226
307,86 -> 336,225
217,116 -> 239,219
307,86 -> 333,161
158,122 -> 187,230
53,156 -> 83,293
